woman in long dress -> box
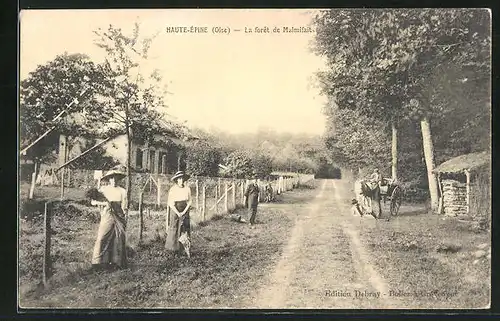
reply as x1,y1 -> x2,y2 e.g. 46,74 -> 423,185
89,169 -> 128,270
165,171 -> 192,257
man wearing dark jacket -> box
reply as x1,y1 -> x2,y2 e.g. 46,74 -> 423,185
244,174 -> 260,226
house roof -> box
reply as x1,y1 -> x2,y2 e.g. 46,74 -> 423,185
158,119 -> 201,141
434,151 -> 491,173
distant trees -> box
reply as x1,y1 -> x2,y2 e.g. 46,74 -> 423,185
203,126 -> 330,175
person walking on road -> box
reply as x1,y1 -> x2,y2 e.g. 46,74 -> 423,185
244,173 -> 260,227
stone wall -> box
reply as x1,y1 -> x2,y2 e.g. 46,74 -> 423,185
441,179 -> 468,216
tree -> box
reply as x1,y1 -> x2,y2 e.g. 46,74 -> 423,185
20,53 -> 108,161
324,104 -> 391,173
20,53 -> 111,198
313,9 -> 490,211
93,22 -> 170,211
220,151 -> 253,179
185,140 -> 223,177
250,152 -> 274,178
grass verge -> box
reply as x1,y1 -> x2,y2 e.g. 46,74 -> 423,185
19,188 -> 317,308
357,205 -> 490,309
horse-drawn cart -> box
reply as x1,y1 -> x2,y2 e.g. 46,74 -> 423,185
354,178 -> 403,218
380,179 -> 403,216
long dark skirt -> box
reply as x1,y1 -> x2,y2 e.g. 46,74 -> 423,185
165,201 -> 191,252
92,202 -> 127,268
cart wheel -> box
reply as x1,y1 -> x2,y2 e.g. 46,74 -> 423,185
390,186 -> 402,216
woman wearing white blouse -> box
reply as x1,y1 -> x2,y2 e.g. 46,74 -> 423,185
165,171 -> 192,256
89,169 -> 128,270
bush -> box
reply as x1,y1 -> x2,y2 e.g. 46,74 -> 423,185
220,151 -> 253,179
186,142 -> 223,177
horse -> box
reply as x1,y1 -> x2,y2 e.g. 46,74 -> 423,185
353,179 -> 382,219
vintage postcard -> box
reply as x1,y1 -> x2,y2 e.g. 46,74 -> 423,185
18,8 -> 491,310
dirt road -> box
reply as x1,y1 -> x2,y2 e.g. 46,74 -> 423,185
248,179 -> 408,309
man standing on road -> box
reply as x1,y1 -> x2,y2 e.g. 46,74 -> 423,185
244,173 -> 260,227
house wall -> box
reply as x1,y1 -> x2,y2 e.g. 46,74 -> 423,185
469,169 -> 491,221
58,134 -> 94,166
102,135 -> 182,174
103,135 -> 128,165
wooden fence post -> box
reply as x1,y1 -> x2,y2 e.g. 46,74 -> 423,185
224,182 -> 228,213
215,183 -> 219,213
67,168 -> 71,187
139,192 -> 144,242
202,184 -> 206,221
195,180 -> 199,213
60,168 -> 65,201
157,176 -> 161,209
240,181 -> 245,205
166,205 -> 171,232
465,170 -> 470,214
232,181 -> 236,210
43,202 -> 52,287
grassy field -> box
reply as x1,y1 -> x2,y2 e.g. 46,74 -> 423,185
18,187 -> 317,308
356,204 -> 491,309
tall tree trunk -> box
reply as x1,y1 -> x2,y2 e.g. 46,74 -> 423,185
391,123 -> 398,180
124,98 -> 132,216
125,126 -> 132,215
420,116 -> 439,212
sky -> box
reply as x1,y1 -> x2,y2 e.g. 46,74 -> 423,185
20,9 -> 328,135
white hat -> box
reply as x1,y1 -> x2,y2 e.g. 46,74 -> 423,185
101,169 -> 126,180
171,171 -> 190,182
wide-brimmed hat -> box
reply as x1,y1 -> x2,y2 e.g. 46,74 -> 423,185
101,169 -> 126,181
171,171 -> 190,182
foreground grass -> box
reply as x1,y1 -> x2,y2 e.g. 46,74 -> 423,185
19,188 -> 317,309
357,204 -> 491,309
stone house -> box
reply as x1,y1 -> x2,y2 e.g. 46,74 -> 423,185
434,151 -> 490,218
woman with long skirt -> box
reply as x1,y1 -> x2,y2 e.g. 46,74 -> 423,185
89,168 -> 128,270
165,171 -> 192,257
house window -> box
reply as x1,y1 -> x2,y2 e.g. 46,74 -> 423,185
149,149 -> 156,173
158,151 -> 168,174
136,149 -> 143,169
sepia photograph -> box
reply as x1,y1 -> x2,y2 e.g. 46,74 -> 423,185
18,8 -> 491,310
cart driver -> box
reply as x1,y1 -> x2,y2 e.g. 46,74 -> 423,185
370,169 -> 382,185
